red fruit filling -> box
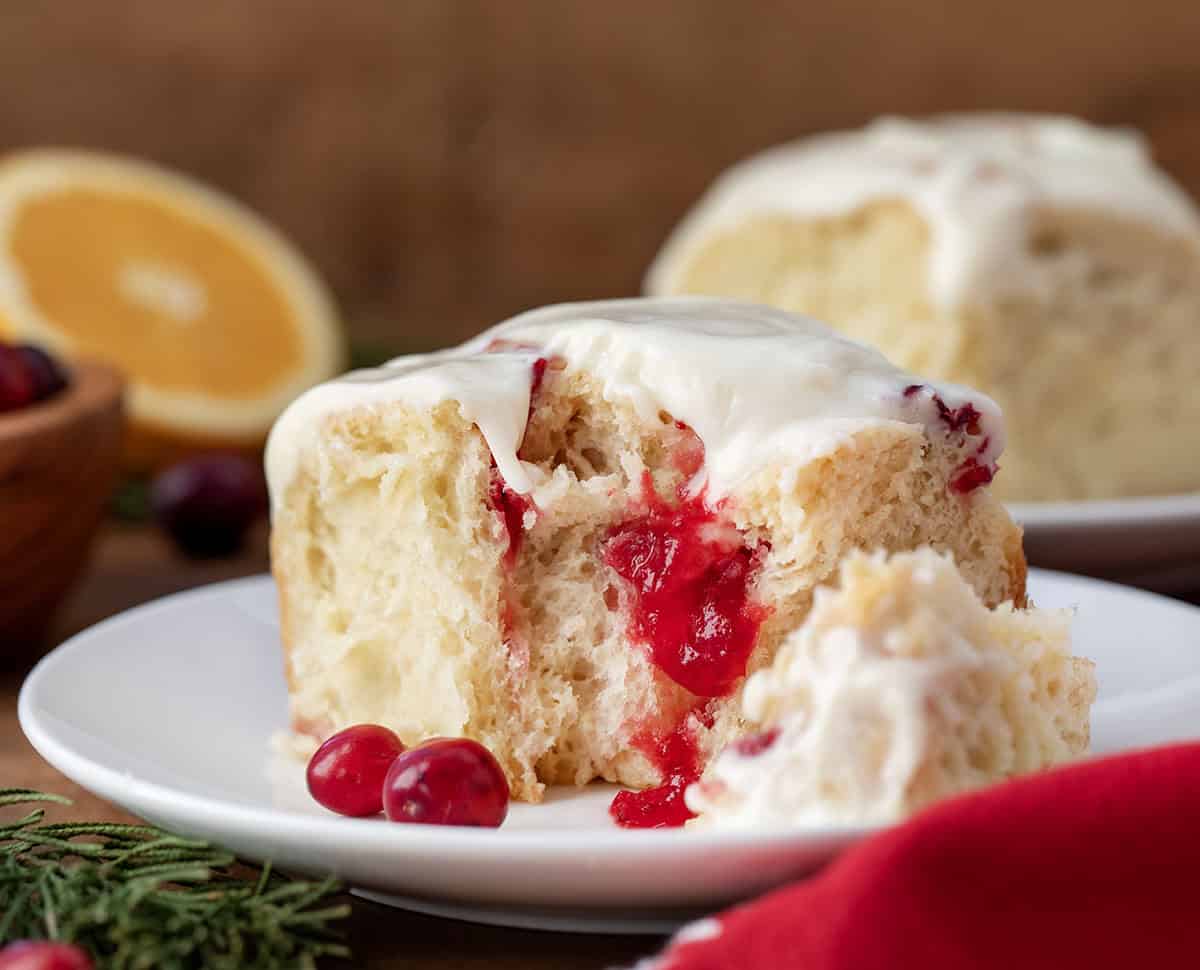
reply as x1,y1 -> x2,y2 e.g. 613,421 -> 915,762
383,737 -> 510,827
904,383 -> 982,435
732,725 -> 781,758
306,724 -> 407,817
904,384 -> 996,494
484,355 -> 549,568
950,458 -> 996,494
488,477 -> 531,568
610,722 -> 703,829
671,420 -> 706,482
529,355 -> 548,399
603,473 -> 769,698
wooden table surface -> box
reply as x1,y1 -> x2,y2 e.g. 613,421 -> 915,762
0,525 -> 655,969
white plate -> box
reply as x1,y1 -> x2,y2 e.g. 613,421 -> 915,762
19,571 -> 1200,933
1009,493 -> 1200,591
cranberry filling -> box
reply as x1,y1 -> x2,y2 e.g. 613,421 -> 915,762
529,355 -> 548,399
603,461 -> 766,827
950,459 -> 995,494
904,383 -> 982,435
488,477 -> 531,568
604,474 -> 768,699
904,384 -> 996,493
604,460 -> 766,827
732,725 -> 781,758
610,722 -> 702,829
483,355 -> 549,568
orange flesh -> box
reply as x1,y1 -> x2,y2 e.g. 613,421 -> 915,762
9,188 -> 303,398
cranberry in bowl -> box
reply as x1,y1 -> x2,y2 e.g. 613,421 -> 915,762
0,344 -> 124,648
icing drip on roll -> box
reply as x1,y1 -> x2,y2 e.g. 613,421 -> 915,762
266,298 -> 1004,506
646,115 -> 1200,308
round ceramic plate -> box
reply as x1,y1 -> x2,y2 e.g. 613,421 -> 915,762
1009,493 -> 1200,591
19,571 -> 1200,933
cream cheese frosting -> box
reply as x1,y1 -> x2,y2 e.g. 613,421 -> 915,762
646,115 -> 1200,308
266,298 -> 1004,507
686,550 -> 1008,828
685,548 -> 1086,829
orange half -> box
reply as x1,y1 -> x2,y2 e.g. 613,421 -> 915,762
0,150 -> 344,468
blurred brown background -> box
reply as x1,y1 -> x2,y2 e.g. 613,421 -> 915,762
2,0 -> 1199,353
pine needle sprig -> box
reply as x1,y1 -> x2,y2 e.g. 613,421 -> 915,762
0,789 -> 351,969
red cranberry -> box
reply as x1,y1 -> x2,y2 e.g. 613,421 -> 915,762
0,942 -> 93,970
0,345 -> 36,412
383,738 -> 509,827
0,343 -> 70,413
16,346 -> 69,401
306,724 -> 407,817
151,453 -> 268,558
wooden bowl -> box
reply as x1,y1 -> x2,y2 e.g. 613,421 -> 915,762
0,361 -> 125,647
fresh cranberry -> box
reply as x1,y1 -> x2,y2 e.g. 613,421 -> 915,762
383,738 -> 509,827
0,345 -> 36,412
306,724 -> 407,817
0,941 -> 94,970
610,723 -> 702,829
0,343 -> 70,413
151,453 -> 268,558
604,474 -> 769,698
16,346 -> 69,401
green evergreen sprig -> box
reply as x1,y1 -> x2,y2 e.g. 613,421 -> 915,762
0,789 -> 350,969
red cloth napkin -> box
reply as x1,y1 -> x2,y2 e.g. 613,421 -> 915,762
645,743 -> 1200,970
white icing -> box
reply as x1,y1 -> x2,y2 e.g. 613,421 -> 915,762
266,298 -> 1003,506
646,115 -> 1200,308
685,549 -> 1012,829
267,348 -> 545,501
